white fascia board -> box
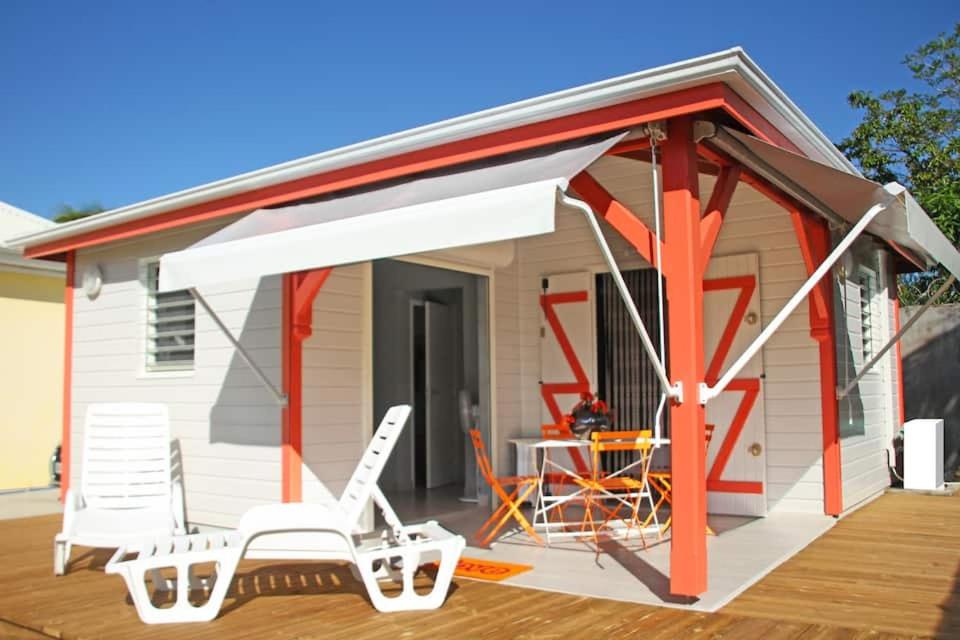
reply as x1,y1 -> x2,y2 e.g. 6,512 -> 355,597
9,48 -> 853,252
0,248 -> 66,275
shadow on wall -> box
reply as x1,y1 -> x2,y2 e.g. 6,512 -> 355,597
208,279 -> 282,448
901,304 -> 960,480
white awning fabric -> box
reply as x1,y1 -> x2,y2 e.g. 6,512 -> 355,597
710,126 -> 960,279
159,132 -> 626,292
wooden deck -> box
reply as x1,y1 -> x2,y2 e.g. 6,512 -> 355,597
0,492 -> 956,639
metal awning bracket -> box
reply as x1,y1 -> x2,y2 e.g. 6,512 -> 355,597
189,288 -> 288,407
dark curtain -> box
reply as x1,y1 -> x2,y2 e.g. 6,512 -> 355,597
596,269 -> 669,470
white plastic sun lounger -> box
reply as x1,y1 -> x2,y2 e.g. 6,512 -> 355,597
105,405 -> 465,624
55,403 -> 187,575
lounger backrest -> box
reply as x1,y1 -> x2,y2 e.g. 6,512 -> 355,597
338,405 -> 411,525
80,403 -> 172,510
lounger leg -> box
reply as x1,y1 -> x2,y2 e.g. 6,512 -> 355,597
53,539 -> 70,576
357,537 -> 465,613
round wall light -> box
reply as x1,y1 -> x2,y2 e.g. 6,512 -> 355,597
82,264 -> 103,300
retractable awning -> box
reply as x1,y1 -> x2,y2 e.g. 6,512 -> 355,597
698,122 -> 960,279
158,132 -> 626,292
696,122 -> 960,403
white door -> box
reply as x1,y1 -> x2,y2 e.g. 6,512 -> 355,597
703,254 -> 767,516
539,272 -> 596,424
425,301 -> 459,488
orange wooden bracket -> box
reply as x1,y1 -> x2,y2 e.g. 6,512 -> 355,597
569,171 -> 665,270
700,165 -> 741,266
292,268 -> 333,341
282,267 -> 333,503
788,208 -> 830,321
606,137 -> 653,156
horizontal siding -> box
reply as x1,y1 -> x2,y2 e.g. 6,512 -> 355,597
509,156 -> 826,514
72,224 -> 282,528
301,264 -> 367,506
837,243 -> 894,512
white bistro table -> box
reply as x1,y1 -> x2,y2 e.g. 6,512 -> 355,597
530,436 -> 671,545
530,439 -> 593,544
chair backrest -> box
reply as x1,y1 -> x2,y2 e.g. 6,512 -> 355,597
468,429 -> 496,486
540,423 -> 590,474
80,403 -> 172,511
338,405 -> 411,525
590,429 -> 653,471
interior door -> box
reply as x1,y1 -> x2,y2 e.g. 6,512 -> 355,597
425,301 -> 458,488
539,272 -> 596,425
703,253 -> 767,516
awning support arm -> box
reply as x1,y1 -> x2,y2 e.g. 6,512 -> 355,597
837,274 -> 956,400
558,192 -> 683,402
189,288 -> 288,407
699,195 -> 896,405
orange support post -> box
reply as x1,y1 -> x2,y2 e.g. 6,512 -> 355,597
281,268 -> 333,503
789,209 -> 843,516
894,297 -> 906,426
60,251 -> 75,502
662,116 -> 708,596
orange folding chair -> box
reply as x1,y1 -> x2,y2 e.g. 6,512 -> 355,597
574,430 -> 657,549
469,429 -> 542,546
646,424 -> 716,535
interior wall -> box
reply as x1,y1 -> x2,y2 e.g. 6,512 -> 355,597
372,259 -> 480,492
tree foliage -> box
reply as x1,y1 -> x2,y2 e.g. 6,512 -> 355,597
53,203 -> 105,224
839,23 -> 960,305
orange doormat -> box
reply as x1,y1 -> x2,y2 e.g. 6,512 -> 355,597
448,557 -> 534,582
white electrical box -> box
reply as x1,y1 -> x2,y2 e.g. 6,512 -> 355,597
903,419 -> 944,491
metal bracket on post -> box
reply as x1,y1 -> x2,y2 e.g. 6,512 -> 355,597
697,382 -> 710,406
190,288 -> 289,407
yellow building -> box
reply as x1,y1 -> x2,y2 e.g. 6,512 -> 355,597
0,202 -> 64,491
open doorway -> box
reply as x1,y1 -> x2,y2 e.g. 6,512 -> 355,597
372,259 -> 490,530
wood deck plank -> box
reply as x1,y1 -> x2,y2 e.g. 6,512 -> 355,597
0,492 -> 956,639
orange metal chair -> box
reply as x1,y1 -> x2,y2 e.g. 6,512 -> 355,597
574,430 -> 657,549
646,424 -> 716,535
469,429 -> 542,546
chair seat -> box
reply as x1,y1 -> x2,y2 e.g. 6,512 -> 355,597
60,507 -> 175,547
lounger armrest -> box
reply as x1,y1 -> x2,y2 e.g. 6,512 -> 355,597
171,479 -> 187,535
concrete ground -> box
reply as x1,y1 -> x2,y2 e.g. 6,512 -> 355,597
0,488 -> 61,520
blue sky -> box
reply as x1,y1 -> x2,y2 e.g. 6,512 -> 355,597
1,0 -> 956,218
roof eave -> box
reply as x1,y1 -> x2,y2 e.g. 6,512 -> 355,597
7,47 -> 854,252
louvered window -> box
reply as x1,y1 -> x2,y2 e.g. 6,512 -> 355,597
145,261 -> 195,370
857,267 -> 877,364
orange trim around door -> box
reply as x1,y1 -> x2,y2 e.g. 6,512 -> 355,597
60,252 -> 75,502
539,290 -> 591,473
706,378 -> 763,494
702,276 -> 763,495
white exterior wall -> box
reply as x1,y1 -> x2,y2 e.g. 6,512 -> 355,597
837,242 -> 897,511
506,155 -> 828,514
301,263 -> 370,505
72,222 -> 283,528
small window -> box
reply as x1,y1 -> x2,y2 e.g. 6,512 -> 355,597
145,261 -> 195,371
857,267 -> 877,363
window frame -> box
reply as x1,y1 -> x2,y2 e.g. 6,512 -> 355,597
141,258 -> 196,374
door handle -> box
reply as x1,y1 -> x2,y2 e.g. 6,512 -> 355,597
748,442 -> 762,457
